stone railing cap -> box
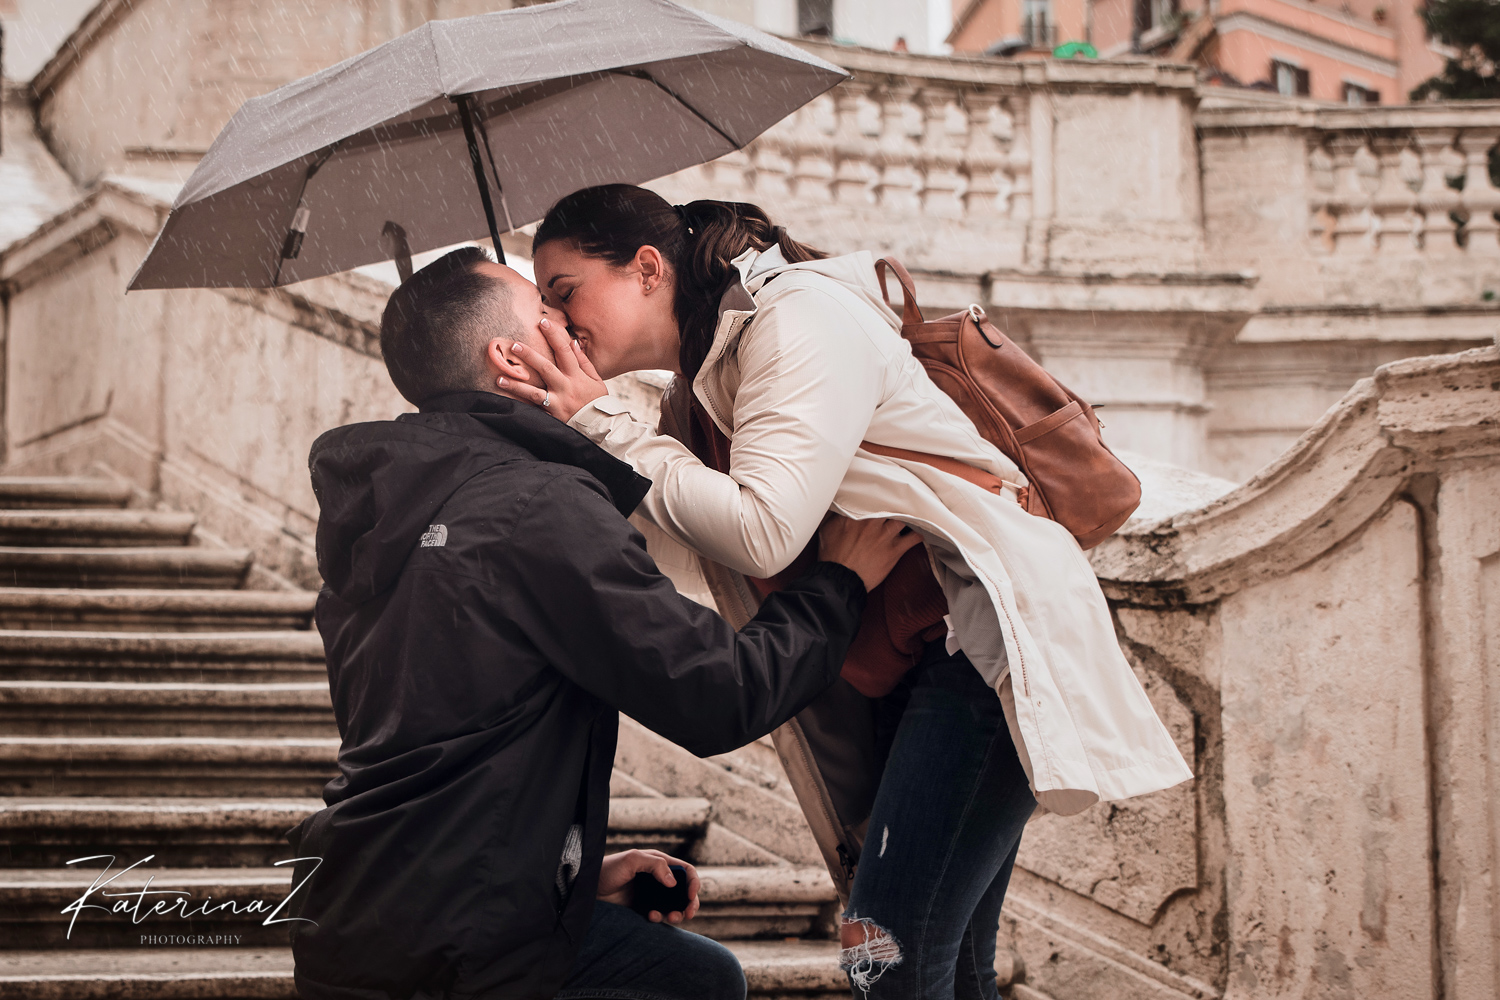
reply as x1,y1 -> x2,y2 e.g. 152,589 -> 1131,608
787,37 -> 1199,93
1091,346 -> 1500,604
1196,100 -> 1500,132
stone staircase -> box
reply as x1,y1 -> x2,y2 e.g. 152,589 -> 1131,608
0,477 -> 847,998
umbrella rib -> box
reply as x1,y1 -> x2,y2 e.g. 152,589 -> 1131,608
472,110 -> 516,234
331,77 -> 595,159
610,70 -> 740,151
271,143 -> 341,287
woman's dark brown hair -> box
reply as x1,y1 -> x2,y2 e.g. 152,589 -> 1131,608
532,184 -> 826,378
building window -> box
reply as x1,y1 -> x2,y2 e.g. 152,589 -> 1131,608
1140,0 -> 1179,32
1134,0 -> 1179,47
797,0 -> 833,37
1023,0 -> 1056,48
1343,82 -> 1380,105
1272,60 -> 1310,96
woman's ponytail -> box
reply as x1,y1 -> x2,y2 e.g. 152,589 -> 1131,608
534,185 -> 826,379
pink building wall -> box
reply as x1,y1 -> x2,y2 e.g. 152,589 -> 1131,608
950,0 -> 1446,103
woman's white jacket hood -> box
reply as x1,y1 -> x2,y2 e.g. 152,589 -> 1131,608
570,246 -> 1192,816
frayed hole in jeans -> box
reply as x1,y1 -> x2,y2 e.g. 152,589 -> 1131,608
839,913 -> 902,996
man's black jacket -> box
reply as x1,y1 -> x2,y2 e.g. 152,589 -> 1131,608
289,392 -> 866,1000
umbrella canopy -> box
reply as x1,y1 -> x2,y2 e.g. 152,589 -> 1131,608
128,0 -> 847,290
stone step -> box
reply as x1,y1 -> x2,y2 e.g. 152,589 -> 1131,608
0,864 -> 836,949
0,681 -> 335,737
0,795 -> 716,869
0,942 -> 848,998
0,511 -> 197,548
0,631 -> 325,683
0,589 -> 317,633
0,737 -> 340,797
0,479 -> 132,511
0,798 -> 321,869
690,866 -> 838,942
0,949 -> 298,1000
0,548 -> 251,589
605,796 -> 710,856
729,939 -> 847,997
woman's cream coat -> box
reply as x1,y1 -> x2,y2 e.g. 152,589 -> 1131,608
568,247 -> 1192,826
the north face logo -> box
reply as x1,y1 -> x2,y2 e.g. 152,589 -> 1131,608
420,524 -> 448,548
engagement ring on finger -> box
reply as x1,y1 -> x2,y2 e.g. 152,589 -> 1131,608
542,392 -> 551,408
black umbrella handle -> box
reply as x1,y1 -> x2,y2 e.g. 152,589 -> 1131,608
454,94 -> 507,266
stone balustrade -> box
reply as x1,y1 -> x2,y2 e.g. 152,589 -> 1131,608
1196,103 -> 1499,482
654,44 -> 1204,276
1304,116 -> 1500,258
1199,102 -> 1500,282
673,78 -> 1032,223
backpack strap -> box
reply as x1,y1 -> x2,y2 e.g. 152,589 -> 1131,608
860,441 -> 1030,509
875,257 -> 924,327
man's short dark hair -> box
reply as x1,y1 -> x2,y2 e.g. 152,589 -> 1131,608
379,247 -> 518,406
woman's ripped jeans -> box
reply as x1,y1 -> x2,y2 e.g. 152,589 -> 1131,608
839,639 -> 1037,999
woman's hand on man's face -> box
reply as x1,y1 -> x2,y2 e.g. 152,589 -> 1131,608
497,315 -> 609,422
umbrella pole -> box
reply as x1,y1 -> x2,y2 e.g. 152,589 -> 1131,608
454,94 -> 507,265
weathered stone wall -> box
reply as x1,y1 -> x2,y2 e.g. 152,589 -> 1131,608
0,181 -> 403,586
30,0 -> 514,186
1065,347 -> 1500,1000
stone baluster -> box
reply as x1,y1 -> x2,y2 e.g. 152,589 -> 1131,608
1369,134 -> 1417,253
752,137 -> 794,202
989,98 -> 1017,211
916,87 -> 964,219
786,96 -> 835,204
831,82 -> 875,206
1006,94 -> 1033,223
1023,88 -> 1054,268
872,84 -> 921,213
1306,136 -> 1335,251
1414,129 -> 1462,255
711,148 -> 754,199
791,143 -> 834,204
960,91 -> 1004,216
1326,133 -> 1374,253
1456,128 -> 1500,256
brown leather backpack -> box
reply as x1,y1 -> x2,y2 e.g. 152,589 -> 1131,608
874,257 -> 1141,549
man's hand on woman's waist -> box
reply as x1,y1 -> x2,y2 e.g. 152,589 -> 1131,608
818,514 -> 922,593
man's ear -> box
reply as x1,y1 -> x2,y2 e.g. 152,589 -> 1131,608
484,338 -> 535,383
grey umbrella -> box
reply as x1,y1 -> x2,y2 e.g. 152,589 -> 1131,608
128,0 -> 847,290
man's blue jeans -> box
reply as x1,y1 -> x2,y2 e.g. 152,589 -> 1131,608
840,640 -> 1037,999
554,900 -> 746,1000
555,644 -> 1033,1000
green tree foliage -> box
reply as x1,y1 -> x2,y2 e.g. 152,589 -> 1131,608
1411,0 -> 1500,100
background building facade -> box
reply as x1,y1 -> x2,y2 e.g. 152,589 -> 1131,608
948,0 -> 1449,104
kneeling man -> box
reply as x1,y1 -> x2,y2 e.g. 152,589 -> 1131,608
289,248 -> 915,1000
